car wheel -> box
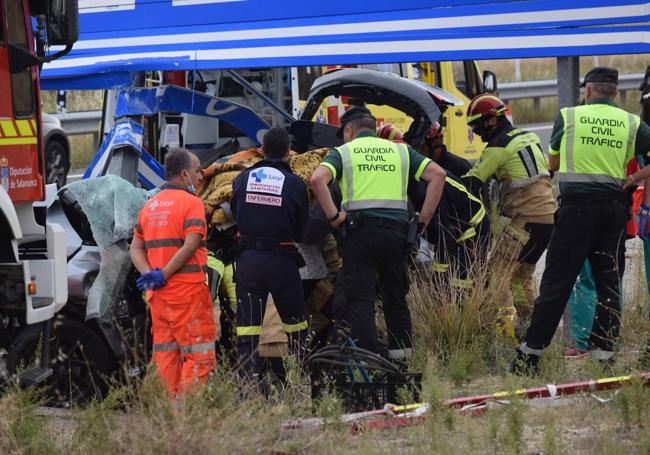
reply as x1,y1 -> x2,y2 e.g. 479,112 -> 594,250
45,139 -> 69,188
6,316 -> 112,406
5,323 -> 43,378
48,316 -> 112,405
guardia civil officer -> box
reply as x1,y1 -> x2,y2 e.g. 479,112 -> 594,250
513,67 -> 650,374
311,107 -> 447,360
231,127 -> 309,382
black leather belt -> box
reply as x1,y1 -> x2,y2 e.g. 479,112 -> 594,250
362,216 -> 408,231
240,237 -> 294,250
559,191 -> 628,205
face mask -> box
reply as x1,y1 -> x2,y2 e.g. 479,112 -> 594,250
471,120 -> 492,141
182,173 -> 196,194
470,123 -> 485,140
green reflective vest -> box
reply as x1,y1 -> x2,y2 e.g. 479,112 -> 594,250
336,136 -> 409,211
464,128 -> 550,191
557,104 -> 640,187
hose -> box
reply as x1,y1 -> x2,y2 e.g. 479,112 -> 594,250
307,342 -> 405,378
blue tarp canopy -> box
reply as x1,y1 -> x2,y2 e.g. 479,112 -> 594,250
41,0 -> 650,89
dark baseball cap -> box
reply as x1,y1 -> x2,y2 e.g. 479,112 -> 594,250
639,65 -> 650,90
336,106 -> 376,138
580,67 -> 618,87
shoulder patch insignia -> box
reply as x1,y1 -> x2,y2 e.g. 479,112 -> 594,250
246,166 -> 285,195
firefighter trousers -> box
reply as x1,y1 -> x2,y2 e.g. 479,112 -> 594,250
234,250 -> 307,381
491,219 -> 552,340
149,286 -> 217,399
525,198 -> 627,356
432,217 -> 492,291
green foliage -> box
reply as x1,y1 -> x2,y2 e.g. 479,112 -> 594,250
541,415 -> 560,455
446,341 -> 487,387
614,376 -> 650,430
504,398 -> 524,455
0,388 -> 60,455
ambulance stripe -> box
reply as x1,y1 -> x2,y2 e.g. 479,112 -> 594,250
16,120 -> 32,136
29,119 -> 37,133
0,120 -> 17,137
0,137 -> 38,145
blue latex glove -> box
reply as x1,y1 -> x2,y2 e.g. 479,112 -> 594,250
136,269 -> 166,291
638,203 -> 650,240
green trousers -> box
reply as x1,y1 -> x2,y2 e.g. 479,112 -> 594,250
567,237 -> 650,350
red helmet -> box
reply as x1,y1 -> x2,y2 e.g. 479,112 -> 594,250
425,121 -> 444,140
377,123 -> 404,142
466,94 -> 507,125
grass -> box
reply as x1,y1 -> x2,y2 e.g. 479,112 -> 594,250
68,134 -> 99,171
478,54 -> 649,84
41,90 -> 103,172
478,54 -> 649,124
1,243 -> 648,454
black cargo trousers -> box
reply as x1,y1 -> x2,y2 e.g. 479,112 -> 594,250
525,193 -> 628,354
336,216 -> 412,358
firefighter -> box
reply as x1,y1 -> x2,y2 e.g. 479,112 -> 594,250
462,94 -> 556,341
130,148 -> 216,400
381,123 -> 489,291
377,123 -> 405,143
419,122 -> 472,178
411,170 -> 490,292
414,123 -> 489,291
513,67 -> 650,374
311,106 -> 447,359
231,127 -> 309,383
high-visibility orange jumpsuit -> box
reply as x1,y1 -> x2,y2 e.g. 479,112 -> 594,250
134,184 -> 216,398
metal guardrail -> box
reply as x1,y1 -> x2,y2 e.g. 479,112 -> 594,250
50,110 -> 102,135
499,73 -> 644,101
51,72 -> 646,135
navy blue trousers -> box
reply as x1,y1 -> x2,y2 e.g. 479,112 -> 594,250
234,250 -> 307,379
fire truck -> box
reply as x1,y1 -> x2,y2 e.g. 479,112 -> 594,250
0,0 -> 78,388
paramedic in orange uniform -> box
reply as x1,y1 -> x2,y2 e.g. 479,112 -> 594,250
130,148 -> 216,399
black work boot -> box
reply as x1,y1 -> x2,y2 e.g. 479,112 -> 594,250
510,348 -> 541,376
